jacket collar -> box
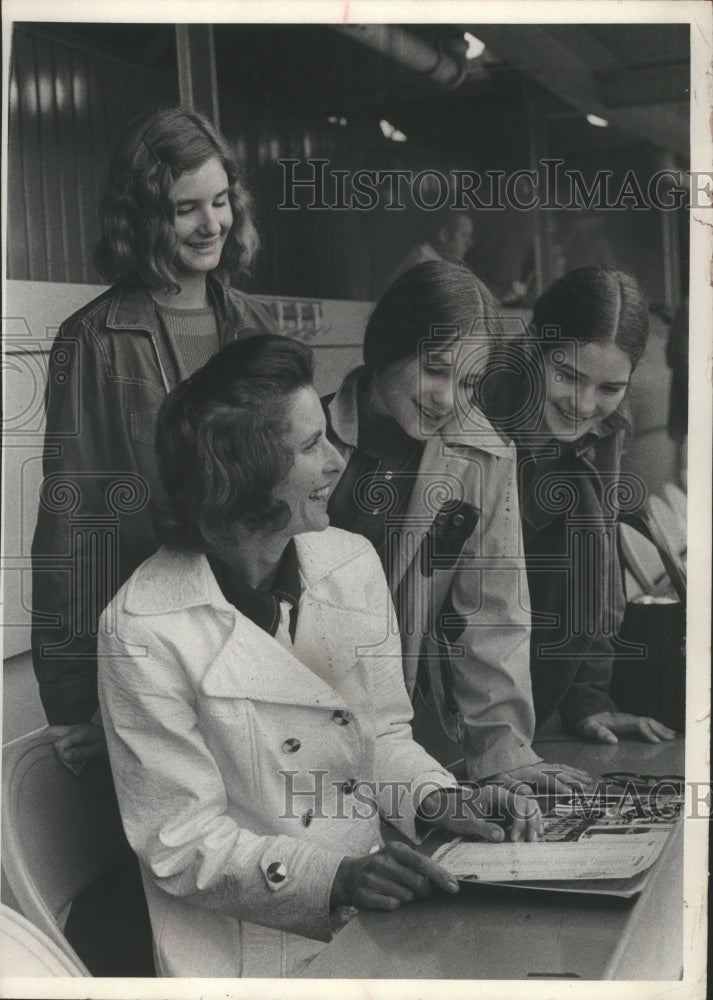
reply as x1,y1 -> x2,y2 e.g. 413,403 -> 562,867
328,366 -> 511,458
593,403 -> 631,439
516,402 -> 631,463
104,272 -> 243,336
106,283 -> 163,335
123,531 -> 366,617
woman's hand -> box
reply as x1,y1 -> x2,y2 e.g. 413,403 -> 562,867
573,712 -> 676,745
419,785 -> 544,843
487,762 -> 595,796
47,722 -> 107,776
330,841 -> 460,911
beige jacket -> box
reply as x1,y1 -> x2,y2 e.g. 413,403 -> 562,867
327,369 -> 541,779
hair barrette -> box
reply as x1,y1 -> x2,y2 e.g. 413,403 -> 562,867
142,135 -> 163,166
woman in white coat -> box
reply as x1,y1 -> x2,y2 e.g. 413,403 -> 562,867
97,334 -> 540,978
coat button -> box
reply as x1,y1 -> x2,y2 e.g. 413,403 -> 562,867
453,513 -> 465,528
332,710 -> 353,725
384,471 -> 393,480
302,809 -> 314,827
282,738 -> 301,753
266,862 -> 287,883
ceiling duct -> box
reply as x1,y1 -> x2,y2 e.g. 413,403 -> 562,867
334,24 -> 466,89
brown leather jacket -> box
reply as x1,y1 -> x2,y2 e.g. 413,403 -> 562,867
31,275 -> 275,723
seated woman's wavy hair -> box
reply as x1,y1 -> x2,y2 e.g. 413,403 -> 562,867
95,105 -> 259,293
154,335 -> 314,552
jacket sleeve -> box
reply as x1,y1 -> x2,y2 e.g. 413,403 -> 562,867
359,546 -> 459,840
556,433 -> 627,731
553,541 -> 623,732
31,318 -> 155,724
557,648 -> 618,730
556,531 -> 624,731
98,610 -> 347,943
445,449 -> 541,779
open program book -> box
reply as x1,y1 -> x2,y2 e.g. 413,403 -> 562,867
422,789 -> 684,899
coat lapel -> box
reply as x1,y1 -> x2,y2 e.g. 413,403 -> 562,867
124,545 -> 347,710
199,609 -> 343,709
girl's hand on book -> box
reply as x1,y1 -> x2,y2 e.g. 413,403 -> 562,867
574,712 -> 676,745
487,762 -> 595,796
419,785 -> 544,843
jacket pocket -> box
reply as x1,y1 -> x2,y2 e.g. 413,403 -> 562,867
196,697 -> 264,804
130,408 -> 161,445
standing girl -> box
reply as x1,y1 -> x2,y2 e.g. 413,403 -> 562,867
31,105 -> 274,766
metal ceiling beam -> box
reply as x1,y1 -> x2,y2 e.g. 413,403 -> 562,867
467,24 -> 688,156
598,63 -> 690,107
470,24 -> 608,114
610,102 -> 689,155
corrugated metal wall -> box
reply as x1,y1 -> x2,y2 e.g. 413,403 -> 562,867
8,24 -> 178,283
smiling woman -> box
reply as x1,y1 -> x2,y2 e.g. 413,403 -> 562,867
97,333 -> 541,978
541,340 -> 632,441
169,158 -> 234,291
270,387 -> 346,536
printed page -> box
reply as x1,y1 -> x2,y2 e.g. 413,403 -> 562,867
432,832 -> 670,882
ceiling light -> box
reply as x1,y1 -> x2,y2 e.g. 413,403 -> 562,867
379,119 -> 408,142
586,113 -> 609,128
463,32 -> 486,59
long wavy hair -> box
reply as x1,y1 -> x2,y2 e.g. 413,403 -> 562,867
95,105 -> 259,293
154,335 -> 315,553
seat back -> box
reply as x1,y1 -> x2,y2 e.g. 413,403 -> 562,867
647,494 -> 687,578
1,728 -> 126,960
618,522 -> 672,597
0,902 -> 89,976
662,482 -> 687,527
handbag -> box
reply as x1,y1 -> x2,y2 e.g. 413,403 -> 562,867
610,505 -> 686,732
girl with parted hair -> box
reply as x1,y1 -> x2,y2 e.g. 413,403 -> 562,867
31,104 -> 275,767
483,266 -> 676,744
